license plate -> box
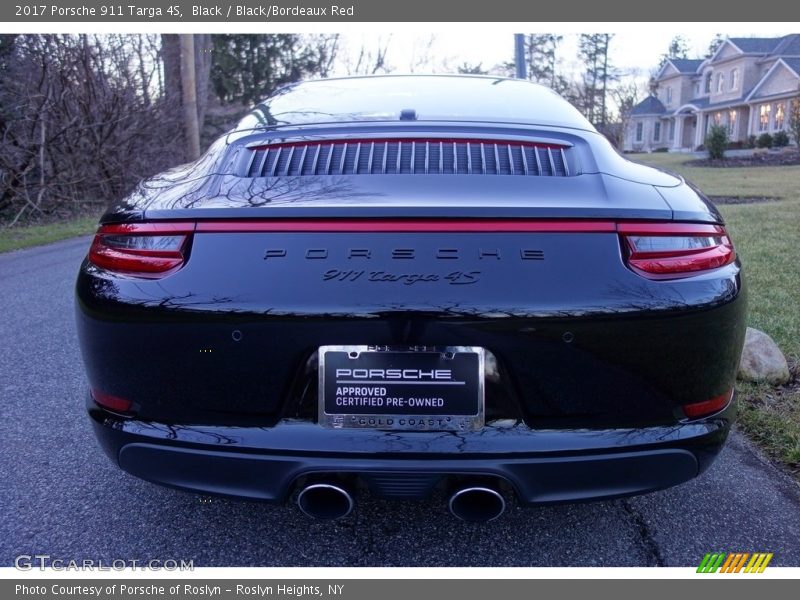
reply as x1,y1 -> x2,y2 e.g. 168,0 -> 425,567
318,345 -> 485,431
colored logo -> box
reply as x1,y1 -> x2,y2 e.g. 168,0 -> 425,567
697,553 -> 773,573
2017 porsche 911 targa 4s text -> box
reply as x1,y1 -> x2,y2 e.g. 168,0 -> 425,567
77,75 -> 746,521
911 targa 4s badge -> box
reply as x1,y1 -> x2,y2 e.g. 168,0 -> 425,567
76,75 -> 746,522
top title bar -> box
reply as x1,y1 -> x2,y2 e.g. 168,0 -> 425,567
5,0 -> 800,22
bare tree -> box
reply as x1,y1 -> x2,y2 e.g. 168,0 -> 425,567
344,35 -> 392,75
0,34 -> 183,224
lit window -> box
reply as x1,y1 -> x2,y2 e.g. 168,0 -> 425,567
635,122 -> 643,142
713,112 -> 723,125
716,73 -> 724,93
654,122 -> 661,142
731,68 -> 739,90
728,110 -> 737,135
759,104 -> 771,131
775,103 -> 785,129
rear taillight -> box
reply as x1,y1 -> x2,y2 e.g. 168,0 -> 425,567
619,223 -> 736,279
88,223 -> 193,278
681,389 -> 734,419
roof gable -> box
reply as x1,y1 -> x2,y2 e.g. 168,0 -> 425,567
710,40 -> 743,62
655,62 -> 680,80
746,59 -> 800,101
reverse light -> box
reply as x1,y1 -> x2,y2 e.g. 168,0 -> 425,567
88,223 -> 193,278
681,389 -> 734,419
91,388 -> 134,414
619,223 -> 736,279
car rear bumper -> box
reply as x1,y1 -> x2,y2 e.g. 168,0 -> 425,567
88,394 -> 735,505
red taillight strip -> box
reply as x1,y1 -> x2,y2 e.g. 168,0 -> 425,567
96,220 -> 726,235
194,220 -> 617,233
248,138 -> 569,151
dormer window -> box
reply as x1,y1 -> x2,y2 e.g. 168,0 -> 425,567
716,72 -> 724,93
666,87 -> 673,103
704,72 -> 712,94
731,68 -> 739,90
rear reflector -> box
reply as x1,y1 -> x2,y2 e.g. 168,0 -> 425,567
619,223 -> 735,278
681,389 -> 733,419
89,224 -> 191,278
91,389 -> 134,414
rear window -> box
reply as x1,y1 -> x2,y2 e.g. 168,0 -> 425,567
236,76 -> 593,131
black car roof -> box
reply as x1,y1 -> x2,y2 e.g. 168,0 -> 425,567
235,74 -> 595,131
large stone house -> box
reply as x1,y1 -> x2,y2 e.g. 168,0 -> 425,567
625,35 -> 800,152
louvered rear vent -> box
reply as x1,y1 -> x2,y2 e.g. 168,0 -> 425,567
244,139 -> 572,177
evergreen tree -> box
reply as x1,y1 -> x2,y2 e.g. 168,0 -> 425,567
705,34 -> 725,58
523,34 -> 562,87
658,35 -> 691,68
578,33 -> 616,126
210,34 -> 338,106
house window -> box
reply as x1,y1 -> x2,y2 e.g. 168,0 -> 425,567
669,119 -> 676,141
635,122 -> 643,142
731,68 -> 739,90
654,122 -> 661,142
713,112 -> 723,125
694,82 -> 700,96
759,104 -> 771,131
728,110 -> 737,135
666,87 -> 673,104
775,103 -> 785,129
716,73 -> 724,93
704,73 -> 712,93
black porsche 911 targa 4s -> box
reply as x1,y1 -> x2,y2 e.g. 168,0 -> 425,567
77,75 -> 746,521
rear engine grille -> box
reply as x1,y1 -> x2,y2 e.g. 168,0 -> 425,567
245,139 -> 571,177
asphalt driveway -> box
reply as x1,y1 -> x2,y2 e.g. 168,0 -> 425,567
1,236 -> 799,567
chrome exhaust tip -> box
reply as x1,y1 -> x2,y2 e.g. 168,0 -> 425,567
448,486 -> 506,522
297,483 -> 354,520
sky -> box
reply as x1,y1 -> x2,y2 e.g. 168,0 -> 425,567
329,26 -> 800,80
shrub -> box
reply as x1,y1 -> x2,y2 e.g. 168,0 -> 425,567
747,134 -> 758,149
653,147 -> 669,153
705,125 -> 729,160
773,130 -> 790,147
757,132 -> 773,148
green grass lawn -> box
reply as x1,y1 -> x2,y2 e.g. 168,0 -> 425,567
634,152 -> 800,471
0,215 -> 99,253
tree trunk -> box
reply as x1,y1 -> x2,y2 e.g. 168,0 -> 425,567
161,34 -> 182,106
180,35 -> 200,161
193,34 -> 212,130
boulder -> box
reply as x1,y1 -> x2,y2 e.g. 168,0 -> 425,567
737,327 -> 791,385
